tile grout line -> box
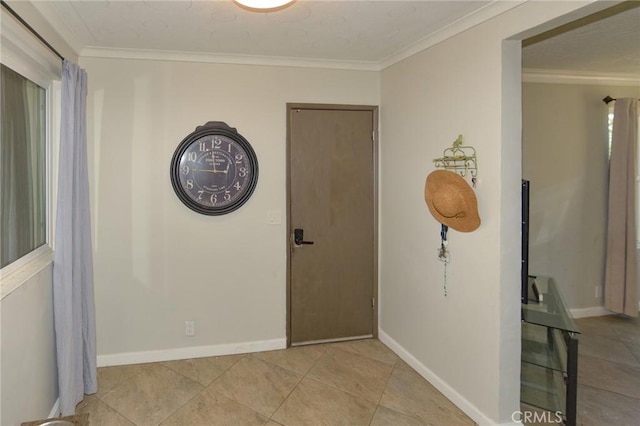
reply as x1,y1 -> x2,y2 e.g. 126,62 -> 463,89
366,359 -> 398,426
266,370 -> 305,422
619,339 -> 640,365
154,363 -> 206,426
264,344 -> 330,422
578,382 -> 640,402
87,394 -> 140,426
206,354 -> 295,422
139,363 -> 205,426
261,341 -> 398,423
579,351 -> 640,371
301,345 -> 396,417
93,364 -> 163,426
98,356 -> 247,426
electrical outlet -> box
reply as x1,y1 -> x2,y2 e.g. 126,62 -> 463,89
185,320 -> 195,336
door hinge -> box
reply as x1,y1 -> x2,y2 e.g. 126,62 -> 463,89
372,131 -> 375,143
371,298 -> 375,309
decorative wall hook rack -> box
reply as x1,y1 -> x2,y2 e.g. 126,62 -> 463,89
433,134 -> 478,181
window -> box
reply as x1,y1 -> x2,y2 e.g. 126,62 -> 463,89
1,64 -> 47,268
0,6 -> 61,297
607,108 -> 614,158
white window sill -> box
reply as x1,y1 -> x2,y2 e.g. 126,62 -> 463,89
0,246 -> 54,300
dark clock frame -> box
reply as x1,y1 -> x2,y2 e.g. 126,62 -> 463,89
170,121 -> 259,215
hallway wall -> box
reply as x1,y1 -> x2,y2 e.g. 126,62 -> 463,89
523,82 -> 640,311
378,1 -> 604,423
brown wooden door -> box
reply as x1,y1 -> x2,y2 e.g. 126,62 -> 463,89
288,104 -> 377,345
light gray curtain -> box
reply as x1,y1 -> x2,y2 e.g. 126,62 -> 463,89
605,98 -> 639,317
53,60 -> 97,415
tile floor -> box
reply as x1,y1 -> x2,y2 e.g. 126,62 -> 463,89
74,315 -> 639,425
76,339 -> 474,425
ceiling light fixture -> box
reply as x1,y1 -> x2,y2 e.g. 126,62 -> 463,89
233,0 -> 296,12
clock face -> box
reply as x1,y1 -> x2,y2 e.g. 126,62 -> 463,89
170,122 -> 258,215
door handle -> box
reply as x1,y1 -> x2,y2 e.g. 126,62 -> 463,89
294,228 -> 314,246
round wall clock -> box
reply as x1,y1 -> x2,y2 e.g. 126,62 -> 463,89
170,121 -> 259,215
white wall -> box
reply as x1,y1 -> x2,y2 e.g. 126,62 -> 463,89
523,82 -> 640,311
378,1 -> 602,424
81,57 -> 380,361
1,265 -> 58,426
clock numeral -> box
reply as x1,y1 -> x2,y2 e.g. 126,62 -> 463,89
199,141 -> 208,152
235,154 -> 243,164
233,181 -> 241,191
186,179 -> 194,189
224,191 -> 231,201
239,167 -> 247,177
188,152 -> 197,162
181,165 -> 190,174
228,143 -> 232,153
213,137 -> 222,148
197,190 -> 204,200
211,194 -> 217,204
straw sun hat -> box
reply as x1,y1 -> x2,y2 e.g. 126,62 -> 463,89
425,170 -> 480,232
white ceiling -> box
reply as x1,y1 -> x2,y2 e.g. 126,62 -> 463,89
522,4 -> 640,78
28,0 -> 640,75
32,0 -> 504,68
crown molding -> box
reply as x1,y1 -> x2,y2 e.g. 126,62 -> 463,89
24,0 -> 526,72
522,68 -> 640,86
80,1 -> 525,72
378,0 -> 526,70
80,46 -> 381,71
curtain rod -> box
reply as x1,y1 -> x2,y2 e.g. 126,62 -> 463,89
603,96 -> 640,104
1,0 -> 65,62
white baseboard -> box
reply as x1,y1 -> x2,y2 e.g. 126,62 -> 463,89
569,306 -> 611,319
48,398 -> 60,418
379,330 -> 504,426
570,303 -> 640,319
97,338 -> 287,367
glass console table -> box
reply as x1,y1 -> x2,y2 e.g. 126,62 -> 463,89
521,275 -> 580,426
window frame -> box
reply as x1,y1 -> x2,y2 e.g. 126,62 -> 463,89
0,7 -> 61,299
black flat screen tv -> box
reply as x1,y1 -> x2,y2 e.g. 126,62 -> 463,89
521,179 -> 530,304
